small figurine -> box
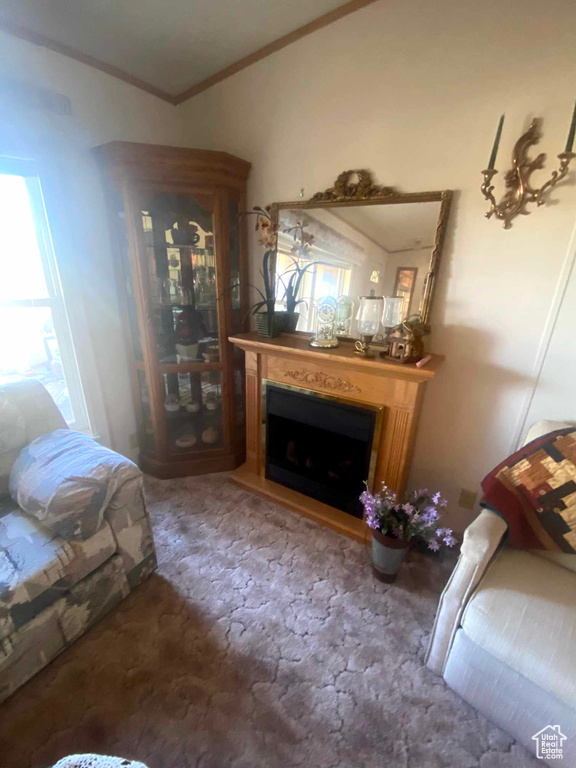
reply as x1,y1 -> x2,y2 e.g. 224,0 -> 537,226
202,426 -> 220,445
175,433 -> 197,448
381,314 -> 431,363
164,394 -> 180,412
175,307 -> 205,362
205,392 -> 219,411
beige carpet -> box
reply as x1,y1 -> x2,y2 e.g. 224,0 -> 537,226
0,474 -> 538,768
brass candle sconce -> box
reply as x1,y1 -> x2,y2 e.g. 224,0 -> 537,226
481,106 -> 576,229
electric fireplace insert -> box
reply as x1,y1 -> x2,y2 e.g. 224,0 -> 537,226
265,382 -> 380,518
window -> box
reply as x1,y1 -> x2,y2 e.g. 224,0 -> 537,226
276,235 -> 352,332
0,157 -> 89,431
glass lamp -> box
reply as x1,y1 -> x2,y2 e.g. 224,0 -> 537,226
335,295 -> 354,337
354,292 -> 384,357
382,296 -> 404,329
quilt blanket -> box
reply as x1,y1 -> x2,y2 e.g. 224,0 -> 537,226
481,427 -> 576,552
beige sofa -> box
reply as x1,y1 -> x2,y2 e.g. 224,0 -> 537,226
426,420 -> 576,766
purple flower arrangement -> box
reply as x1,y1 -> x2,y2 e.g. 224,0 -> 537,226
360,484 -> 457,551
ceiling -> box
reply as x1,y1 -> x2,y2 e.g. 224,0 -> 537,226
328,202 -> 441,252
0,0 -> 363,100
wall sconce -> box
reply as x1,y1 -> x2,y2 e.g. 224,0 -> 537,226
481,104 -> 576,229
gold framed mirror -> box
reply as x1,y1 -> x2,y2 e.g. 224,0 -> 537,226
270,170 -> 452,340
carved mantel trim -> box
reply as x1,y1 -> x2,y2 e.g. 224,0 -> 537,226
284,369 -> 361,394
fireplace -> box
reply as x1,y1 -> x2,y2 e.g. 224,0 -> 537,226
229,332 -> 442,542
264,382 -> 380,518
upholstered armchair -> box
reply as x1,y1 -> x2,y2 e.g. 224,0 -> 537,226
426,420 -> 576,765
0,380 -> 157,703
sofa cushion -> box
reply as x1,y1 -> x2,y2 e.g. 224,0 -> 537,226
461,548 -> 576,710
9,429 -> 140,541
534,550 -> 576,574
0,380 -> 68,496
0,495 -> 116,643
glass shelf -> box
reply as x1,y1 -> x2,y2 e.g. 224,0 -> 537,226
161,371 -> 224,453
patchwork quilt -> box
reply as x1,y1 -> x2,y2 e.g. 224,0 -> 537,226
481,428 -> 576,552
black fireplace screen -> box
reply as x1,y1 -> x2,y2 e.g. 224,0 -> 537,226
265,384 -> 377,518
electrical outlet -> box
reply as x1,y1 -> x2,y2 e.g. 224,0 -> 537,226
458,488 -> 478,510
128,432 -> 139,450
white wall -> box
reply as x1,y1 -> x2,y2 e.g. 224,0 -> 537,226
0,31 -> 182,458
177,0 -> 576,530
522,250 -> 576,433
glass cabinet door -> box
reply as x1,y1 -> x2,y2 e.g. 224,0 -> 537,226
135,189 -> 227,458
140,191 -> 218,365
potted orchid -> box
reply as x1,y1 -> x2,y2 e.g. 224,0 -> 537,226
242,205 -> 282,337
277,255 -> 318,332
360,484 -> 456,582
277,222 -> 317,332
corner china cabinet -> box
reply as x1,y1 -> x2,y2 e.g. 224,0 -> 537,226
96,142 -> 251,477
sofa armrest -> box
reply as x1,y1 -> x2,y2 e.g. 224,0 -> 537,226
425,509 -> 508,675
9,429 -> 141,541
105,474 -> 157,589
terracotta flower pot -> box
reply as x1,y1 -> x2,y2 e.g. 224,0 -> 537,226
371,529 -> 410,583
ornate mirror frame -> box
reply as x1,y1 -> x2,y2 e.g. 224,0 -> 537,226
269,170 -> 453,324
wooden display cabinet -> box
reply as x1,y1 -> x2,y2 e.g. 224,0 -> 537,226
96,142 -> 251,477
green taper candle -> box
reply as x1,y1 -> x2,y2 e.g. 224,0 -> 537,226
488,114 -> 505,170
565,100 -> 576,153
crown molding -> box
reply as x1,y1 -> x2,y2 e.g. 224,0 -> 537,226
173,0 -> 380,104
0,19 -> 177,104
0,0 -> 379,107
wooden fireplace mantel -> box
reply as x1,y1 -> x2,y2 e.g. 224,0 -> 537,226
229,332 -> 443,542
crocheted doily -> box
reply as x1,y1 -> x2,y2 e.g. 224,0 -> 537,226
53,755 -> 148,768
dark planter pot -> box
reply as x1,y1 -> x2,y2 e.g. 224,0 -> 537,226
277,311 -> 300,333
371,529 -> 410,583
255,312 -> 283,338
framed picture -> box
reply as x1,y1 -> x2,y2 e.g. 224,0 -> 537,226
393,267 -> 418,318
